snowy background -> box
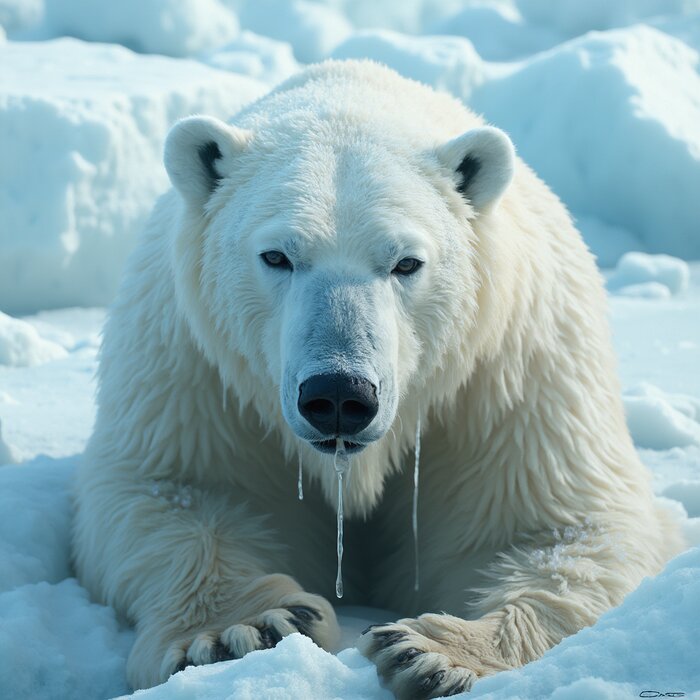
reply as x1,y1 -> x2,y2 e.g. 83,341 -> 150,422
1,1 -> 700,698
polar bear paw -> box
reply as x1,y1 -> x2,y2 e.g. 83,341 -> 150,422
162,592 -> 337,678
357,614 -> 510,699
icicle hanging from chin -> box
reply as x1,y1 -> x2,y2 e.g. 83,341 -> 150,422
334,438 -> 350,598
413,412 -> 421,592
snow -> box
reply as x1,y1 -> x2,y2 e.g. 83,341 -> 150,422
516,0 -> 700,38
623,384 -> 700,450
0,0 -> 43,35
0,459 -> 74,592
575,216 -> 645,269
608,252 -> 690,296
0,39 -> 265,314
201,31 -> 300,86
238,0 -> 353,64
429,3 -> 561,61
0,309 -> 103,459
0,417 -> 17,464
470,26 -> 700,261
44,0 -> 239,57
663,480 -> 700,519
2,2 -> 700,698
0,579 -> 134,700
609,267 -> 700,397
332,30 -> 486,101
0,311 -> 67,366
115,634 -> 392,700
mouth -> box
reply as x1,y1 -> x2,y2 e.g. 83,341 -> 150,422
310,439 -> 366,455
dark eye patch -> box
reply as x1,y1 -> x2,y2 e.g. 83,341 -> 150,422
392,258 -> 423,276
260,251 -> 293,270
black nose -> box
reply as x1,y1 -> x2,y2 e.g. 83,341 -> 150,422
298,374 -> 378,436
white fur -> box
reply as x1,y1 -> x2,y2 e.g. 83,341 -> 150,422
73,60 -> 683,697
164,116 -> 252,206
436,126 -> 515,210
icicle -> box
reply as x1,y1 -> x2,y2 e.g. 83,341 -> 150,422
334,438 -> 350,599
297,452 -> 304,501
412,414 -> 421,592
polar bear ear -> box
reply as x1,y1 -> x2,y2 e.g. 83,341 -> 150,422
164,115 -> 252,207
437,126 -> 515,212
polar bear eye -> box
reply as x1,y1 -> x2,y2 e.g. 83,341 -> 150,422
260,251 -> 292,270
392,258 -> 423,276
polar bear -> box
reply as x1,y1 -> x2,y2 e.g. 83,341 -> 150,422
73,60 -> 683,698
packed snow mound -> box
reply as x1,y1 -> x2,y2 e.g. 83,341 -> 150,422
238,0 -> 352,63
320,0 -> 462,35
0,458 -> 134,700
0,579 -> 133,700
202,31 -> 300,86
0,39 -> 265,314
0,418 -> 16,465
516,0 -> 700,38
0,309 -> 102,460
0,459 -> 74,592
117,634 -> 391,700
624,384 -> 700,450
0,311 -> 67,367
471,26 -> 700,260
650,12 -> 700,52
608,252 -> 690,296
429,2 -> 562,61
332,30 -> 485,100
40,0 -> 239,57
611,282 -> 674,300
0,0 -> 43,35
663,480 -> 700,519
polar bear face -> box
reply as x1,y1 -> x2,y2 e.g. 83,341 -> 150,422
164,116 -> 514,454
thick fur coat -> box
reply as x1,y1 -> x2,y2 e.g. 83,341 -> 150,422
73,61 -> 683,698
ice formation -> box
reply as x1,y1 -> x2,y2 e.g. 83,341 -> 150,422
412,415 -> 421,592
297,452 -> 304,501
333,439 -> 350,598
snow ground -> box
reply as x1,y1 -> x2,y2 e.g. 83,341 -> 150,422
2,1 -> 700,698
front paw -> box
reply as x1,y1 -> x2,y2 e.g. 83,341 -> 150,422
162,591 -> 337,679
357,614 -> 509,699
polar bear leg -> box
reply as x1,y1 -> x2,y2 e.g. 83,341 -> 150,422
358,521 -> 665,699
129,575 -> 337,689
74,471 -> 339,689
358,614 -> 509,698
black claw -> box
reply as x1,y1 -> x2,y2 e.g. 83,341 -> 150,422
360,622 -> 391,636
287,605 -> 322,622
374,630 -> 406,647
289,616 -> 312,637
420,669 -> 445,693
259,626 -> 282,648
442,677 -> 471,697
212,641 -> 235,663
395,648 -> 422,665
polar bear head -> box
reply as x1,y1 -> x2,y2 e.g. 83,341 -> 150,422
164,111 -> 514,456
